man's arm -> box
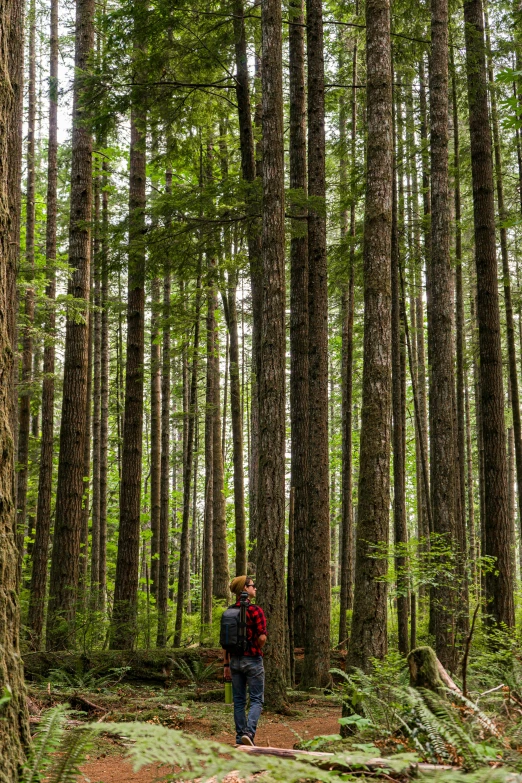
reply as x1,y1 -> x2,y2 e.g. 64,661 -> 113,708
251,606 -> 267,649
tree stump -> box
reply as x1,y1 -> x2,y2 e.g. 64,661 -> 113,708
407,646 -> 445,694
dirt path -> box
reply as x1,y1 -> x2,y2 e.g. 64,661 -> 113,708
79,706 -> 341,783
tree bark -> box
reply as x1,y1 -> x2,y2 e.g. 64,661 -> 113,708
302,0 -> 331,691
46,0 -> 95,651
339,32 -> 358,646
90,175 -> 102,604
347,0 -> 393,673
428,0 -> 458,669
201,275 -> 214,641
150,278 -> 162,598
463,0 -> 514,627
99,159 -> 109,614
79,261 -> 93,607
27,0 -> 59,649
212,304 -> 230,599
257,0 -> 288,709
110,18 -> 147,646
17,0 -> 37,571
0,0 -> 31,767
175,278 -> 201,646
452,55 -> 470,620
485,8 -> 522,592
157,268 -> 171,647
288,0 -> 309,651
392,94 -> 409,657
222,272 -> 247,576
6,0 -> 24,461
232,0 -> 262,561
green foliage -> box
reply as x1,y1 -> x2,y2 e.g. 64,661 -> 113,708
172,657 -> 220,688
21,705 -> 70,783
331,660 -> 504,770
46,666 -> 131,690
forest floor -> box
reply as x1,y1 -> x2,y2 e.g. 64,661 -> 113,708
25,646 -> 522,782
27,679 -> 342,783
77,702 -> 341,783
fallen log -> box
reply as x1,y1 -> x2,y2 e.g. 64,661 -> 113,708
23,648 -> 348,685
236,746 -> 454,775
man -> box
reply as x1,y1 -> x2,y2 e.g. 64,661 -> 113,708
223,575 -> 267,746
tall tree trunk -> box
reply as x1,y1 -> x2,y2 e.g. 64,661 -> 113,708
6,0 -> 24,463
485,8 -> 522,587
465,380 -> 477,589
452,56 -> 470,619
99,160 -> 109,613
339,32 -> 358,646
428,0 -> 458,670
17,0 -> 37,570
232,0 -> 262,560
417,60 -> 431,545
110,17 -> 147,647
470,282 -> 486,593
27,0 -> 59,649
289,0 -> 309,650
46,0 -> 95,651
347,0 -> 393,673
150,278 -> 161,597
463,0 -> 514,627
392,96 -> 409,657
175,279 -> 201,646
257,0 -> 287,709
201,277 -> 214,640
302,0 -> 331,691
90,175 -> 102,603
0,0 -> 30,760
157,268 -> 171,647
79,262 -> 93,606
222,330 -> 228,460
222,272 -> 247,576
212,305 -> 230,598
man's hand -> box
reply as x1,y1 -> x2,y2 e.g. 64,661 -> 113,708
224,664 -> 232,682
258,634 -> 267,649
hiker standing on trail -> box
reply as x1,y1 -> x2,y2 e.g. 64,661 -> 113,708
220,576 -> 267,746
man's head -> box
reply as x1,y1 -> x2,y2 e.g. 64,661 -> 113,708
230,575 -> 257,600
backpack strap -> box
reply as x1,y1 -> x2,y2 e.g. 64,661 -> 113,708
239,601 -> 248,652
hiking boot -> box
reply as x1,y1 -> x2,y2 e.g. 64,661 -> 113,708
241,734 -> 254,746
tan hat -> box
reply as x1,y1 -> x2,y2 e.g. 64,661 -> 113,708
230,575 -> 247,596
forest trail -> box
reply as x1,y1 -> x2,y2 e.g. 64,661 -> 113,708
79,704 -> 342,782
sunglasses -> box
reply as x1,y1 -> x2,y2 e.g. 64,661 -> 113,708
245,583 -> 256,588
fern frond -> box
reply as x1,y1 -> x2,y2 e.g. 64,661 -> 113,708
21,705 -> 67,783
46,727 -> 95,783
96,722 -> 362,783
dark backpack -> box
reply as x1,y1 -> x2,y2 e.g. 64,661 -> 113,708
220,600 -> 248,655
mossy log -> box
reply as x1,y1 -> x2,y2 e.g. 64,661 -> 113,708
237,746 -> 454,775
407,646 -> 446,694
22,648 -> 223,684
23,648 -> 347,685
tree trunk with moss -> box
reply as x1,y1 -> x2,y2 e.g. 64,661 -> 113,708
257,0 -> 288,710
347,0 -> 393,673
0,0 -> 31,769
46,0 -> 95,651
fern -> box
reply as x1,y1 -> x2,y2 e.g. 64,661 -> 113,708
46,727 -> 95,783
21,705 -> 67,783
173,657 -> 219,687
97,722 -> 351,783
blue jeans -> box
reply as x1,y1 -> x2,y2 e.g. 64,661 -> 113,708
229,655 -> 264,744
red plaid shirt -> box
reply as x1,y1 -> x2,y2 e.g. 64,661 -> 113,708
235,600 -> 267,656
